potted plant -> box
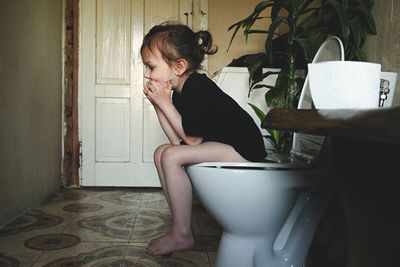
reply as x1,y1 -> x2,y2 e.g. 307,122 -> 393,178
228,0 -> 376,157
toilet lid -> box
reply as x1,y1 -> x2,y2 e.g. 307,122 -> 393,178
291,36 -> 344,162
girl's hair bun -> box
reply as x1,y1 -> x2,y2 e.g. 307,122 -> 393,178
195,31 -> 218,55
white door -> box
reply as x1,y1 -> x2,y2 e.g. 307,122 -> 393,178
79,0 -> 207,186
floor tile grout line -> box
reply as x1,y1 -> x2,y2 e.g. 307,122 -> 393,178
126,191 -> 147,262
29,250 -> 45,267
120,241 -> 130,267
128,212 -> 139,244
128,191 -> 144,244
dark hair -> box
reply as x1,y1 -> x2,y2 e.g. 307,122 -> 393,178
140,22 -> 217,73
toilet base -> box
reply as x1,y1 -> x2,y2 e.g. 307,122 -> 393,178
215,233 -> 271,267
213,190 -> 333,267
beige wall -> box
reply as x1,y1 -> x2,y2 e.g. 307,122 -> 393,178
0,0 -> 62,226
364,0 -> 400,105
208,0 -> 267,76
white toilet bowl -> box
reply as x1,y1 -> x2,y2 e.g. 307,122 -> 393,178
186,36 -> 344,267
187,162 -> 334,267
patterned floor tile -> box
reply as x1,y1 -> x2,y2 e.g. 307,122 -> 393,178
0,209 -> 79,266
0,209 -> 72,249
63,208 -> 139,242
130,209 -> 171,243
193,233 -> 220,252
196,213 -> 222,251
0,209 -> 64,238
124,243 -> 211,267
197,213 -> 222,237
31,242 -> 128,267
0,188 -> 220,267
24,233 -> 81,251
45,188 -> 91,203
189,194 -> 207,217
62,202 -> 103,213
207,251 -> 218,266
35,201 -> 100,225
0,252 -> 22,267
93,189 -> 143,209
0,237 -> 43,266
140,190 -> 169,210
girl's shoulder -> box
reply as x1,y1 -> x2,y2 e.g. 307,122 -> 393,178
187,72 -> 210,83
181,72 -> 222,102
186,72 -> 218,91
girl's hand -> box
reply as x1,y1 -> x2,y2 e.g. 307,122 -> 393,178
143,82 -> 155,105
144,80 -> 172,108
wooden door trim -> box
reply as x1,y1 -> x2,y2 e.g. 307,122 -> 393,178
63,0 -> 80,187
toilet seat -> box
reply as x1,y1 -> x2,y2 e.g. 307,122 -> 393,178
189,161 -> 317,170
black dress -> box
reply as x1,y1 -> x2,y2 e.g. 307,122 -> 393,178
172,72 -> 267,162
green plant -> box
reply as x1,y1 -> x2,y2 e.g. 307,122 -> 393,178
228,0 -> 376,155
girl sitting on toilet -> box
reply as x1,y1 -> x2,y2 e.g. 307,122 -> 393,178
140,22 -> 266,256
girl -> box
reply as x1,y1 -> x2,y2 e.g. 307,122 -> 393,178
140,22 -> 266,256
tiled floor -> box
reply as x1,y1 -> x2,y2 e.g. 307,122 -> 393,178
0,187 -> 222,266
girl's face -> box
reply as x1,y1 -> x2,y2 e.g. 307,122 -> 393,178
142,47 -> 177,87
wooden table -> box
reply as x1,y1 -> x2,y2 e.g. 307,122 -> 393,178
262,107 -> 400,267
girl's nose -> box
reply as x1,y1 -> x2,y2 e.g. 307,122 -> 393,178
143,67 -> 150,79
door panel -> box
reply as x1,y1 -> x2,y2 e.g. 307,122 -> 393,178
95,98 -> 130,162
144,0 -> 180,31
96,0 -> 131,85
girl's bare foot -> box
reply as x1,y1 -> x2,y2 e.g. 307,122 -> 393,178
146,231 -> 194,256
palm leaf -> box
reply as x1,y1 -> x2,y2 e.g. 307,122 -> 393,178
227,1 -> 274,51
247,102 -> 266,122
265,17 -> 286,63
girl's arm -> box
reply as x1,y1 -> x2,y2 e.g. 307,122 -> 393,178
158,101 -> 203,146
144,83 -> 180,144
145,80 -> 203,146
153,105 -> 181,145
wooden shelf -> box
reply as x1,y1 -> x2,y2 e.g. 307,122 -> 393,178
261,107 -> 400,144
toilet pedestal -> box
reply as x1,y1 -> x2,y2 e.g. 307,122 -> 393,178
215,234 -> 270,267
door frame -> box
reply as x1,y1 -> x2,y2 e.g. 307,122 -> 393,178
62,0 -> 80,187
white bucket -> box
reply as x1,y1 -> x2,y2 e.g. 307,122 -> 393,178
308,61 -> 381,109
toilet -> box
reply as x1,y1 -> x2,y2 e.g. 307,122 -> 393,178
186,36 -> 344,267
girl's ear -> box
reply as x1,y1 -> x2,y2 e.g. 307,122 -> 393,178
174,58 -> 189,76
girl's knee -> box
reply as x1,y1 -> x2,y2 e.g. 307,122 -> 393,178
154,144 -> 172,165
160,145 -> 181,166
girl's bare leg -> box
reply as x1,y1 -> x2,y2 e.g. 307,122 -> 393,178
153,144 -> 173,208
146,142 -> 248,256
